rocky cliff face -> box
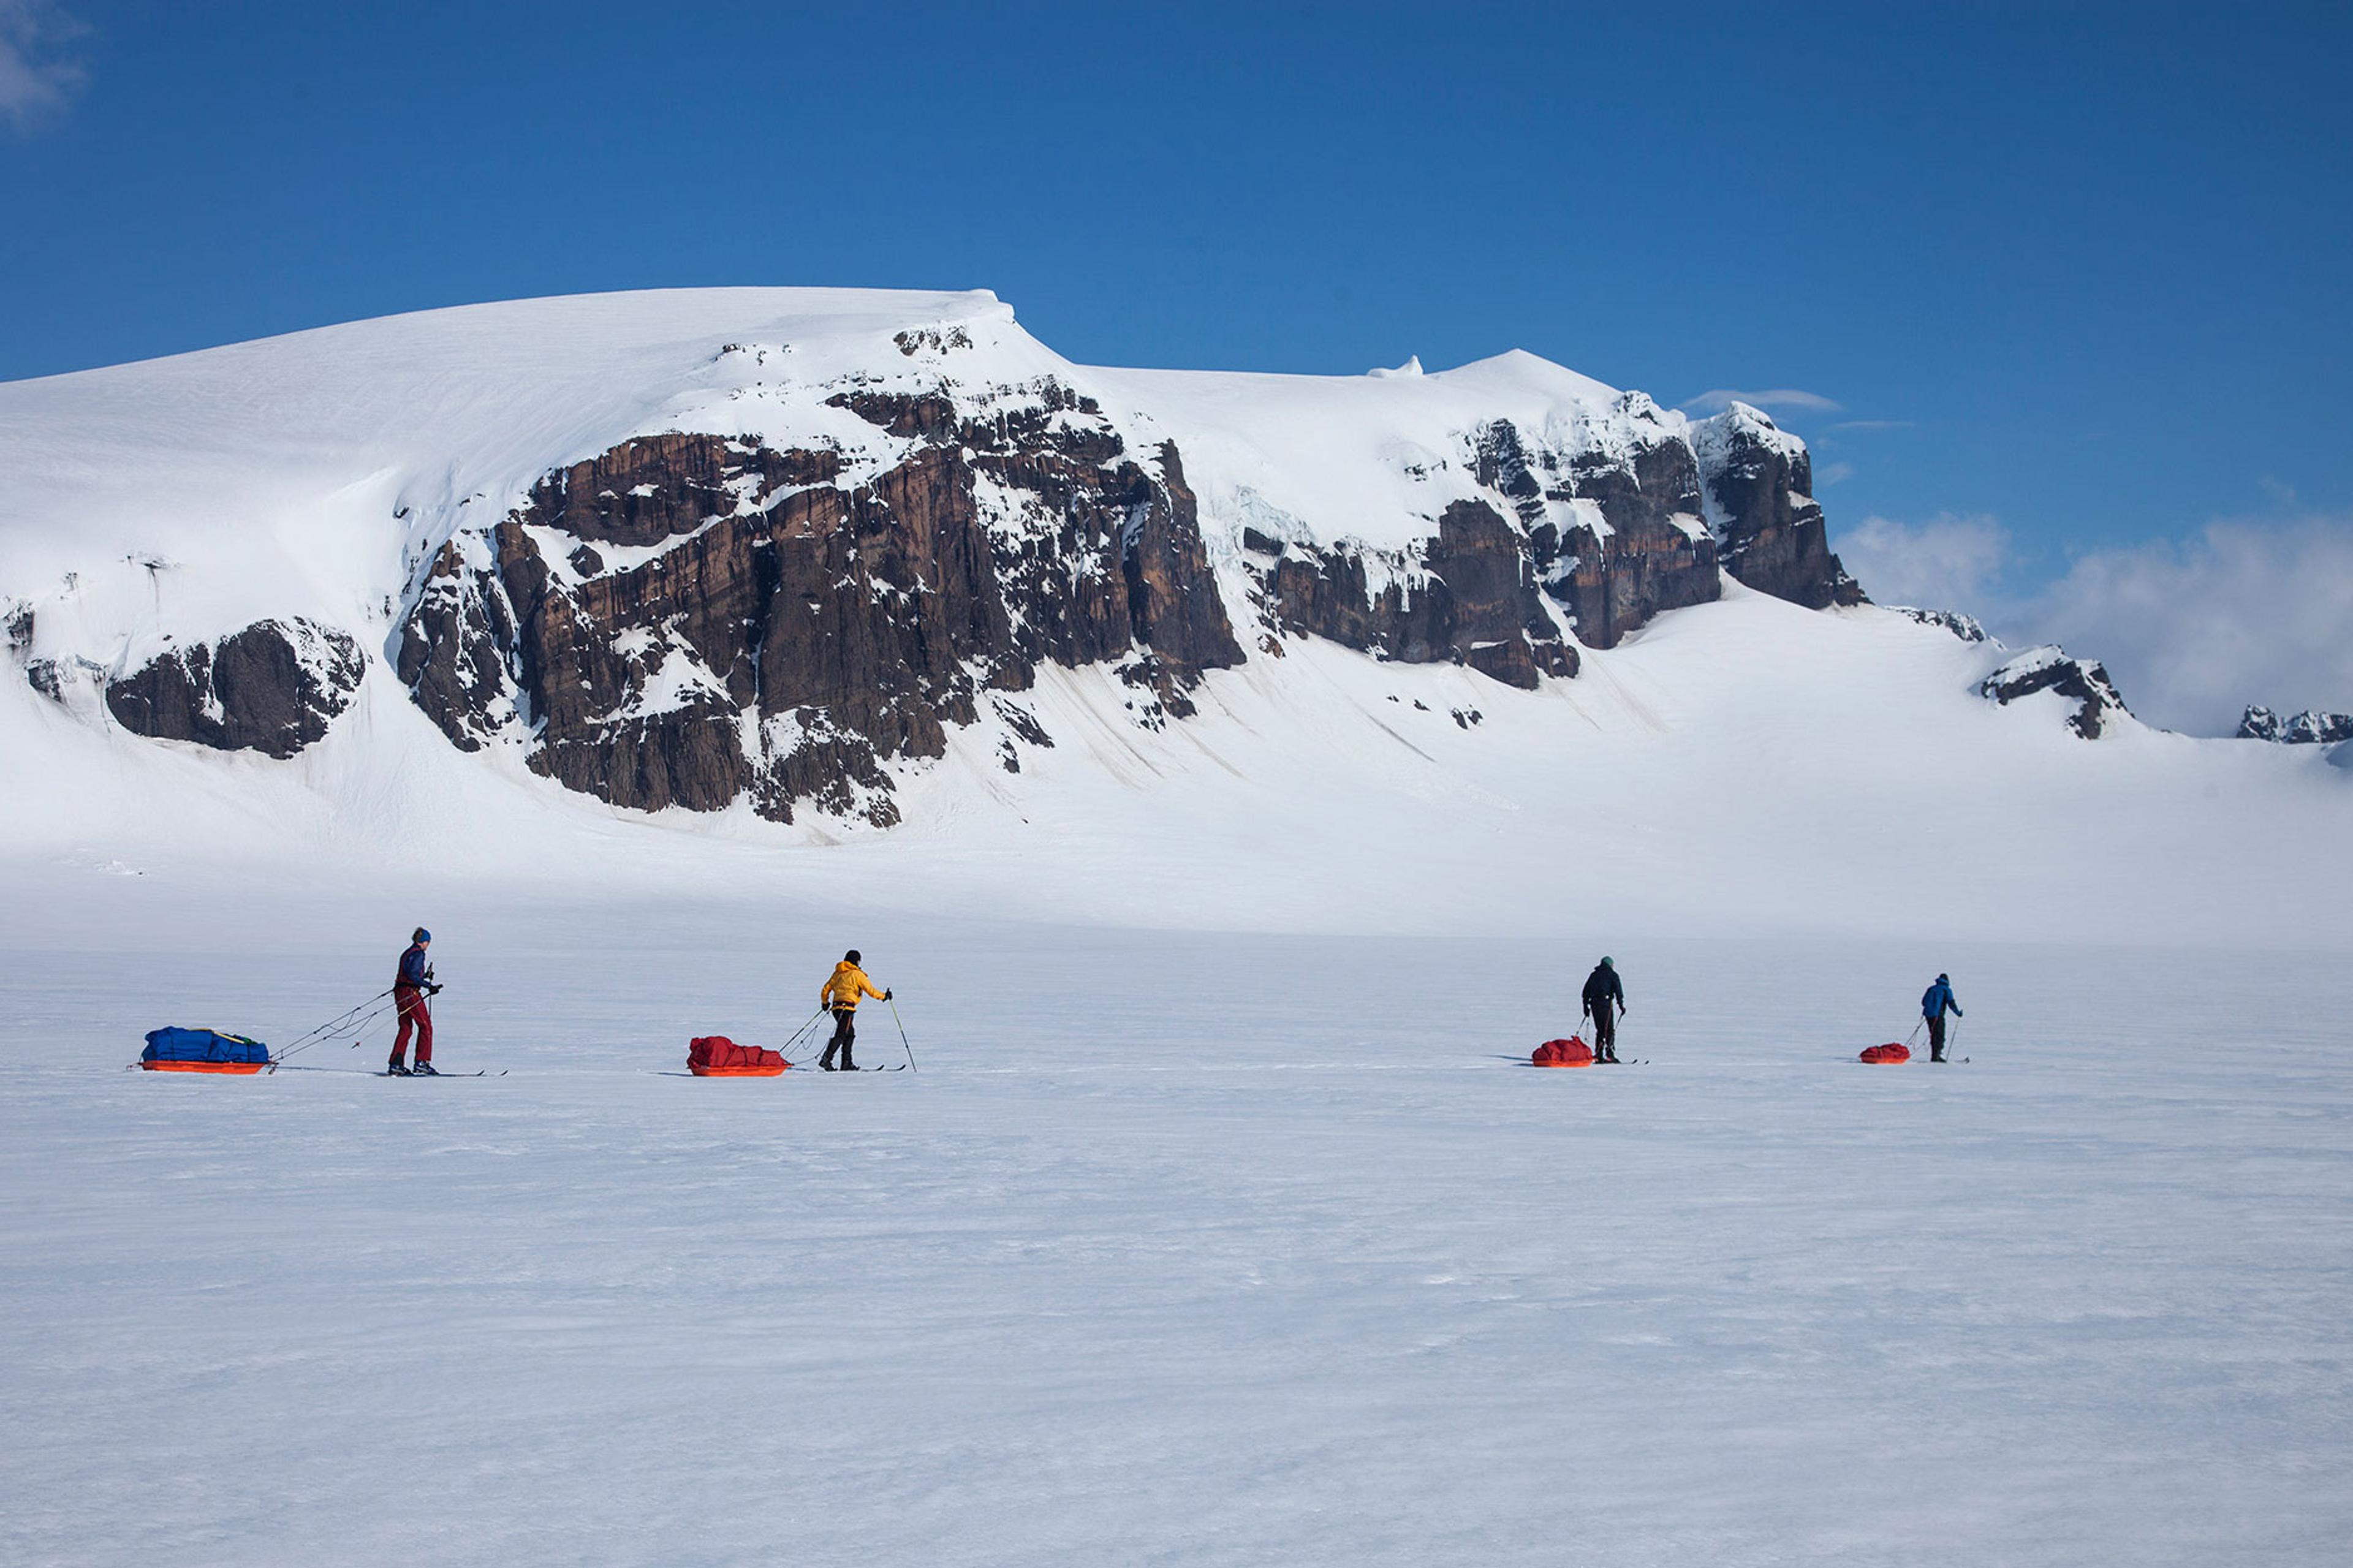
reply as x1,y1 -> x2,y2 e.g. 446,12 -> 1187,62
23,618 -> 366,757
396,379 -> 1242,824
1252,498 -> 1582,689
1979,647 -> 2132,740
1691,403 -> 1865,610
1240,394 -> 1857,685
2238,706 -> 2353,745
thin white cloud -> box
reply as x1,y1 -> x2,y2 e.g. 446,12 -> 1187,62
0,1 -> 86,132
1832,512 -> 2010,608
1680,387 -> 1844,416
2013,515 -> 2353,736
1830,419 -> 1915,433
1816,461 -> 1855,487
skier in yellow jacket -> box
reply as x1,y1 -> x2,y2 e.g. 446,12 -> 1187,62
819,950 -> 890,1071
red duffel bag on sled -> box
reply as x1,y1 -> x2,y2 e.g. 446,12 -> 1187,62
1859,1043 -> 1911,1064
1533,1037 -> 1596,1068
689,1036 -> 787,1077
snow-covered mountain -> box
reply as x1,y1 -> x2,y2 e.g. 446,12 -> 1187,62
1,287 -> 2344,943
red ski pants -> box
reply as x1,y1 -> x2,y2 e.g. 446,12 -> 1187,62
393,988 -> 434,1064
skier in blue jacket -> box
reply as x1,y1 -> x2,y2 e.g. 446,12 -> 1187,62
1921,973 -> 1963,1062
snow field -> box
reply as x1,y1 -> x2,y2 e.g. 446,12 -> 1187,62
4,898 -> 2349,1566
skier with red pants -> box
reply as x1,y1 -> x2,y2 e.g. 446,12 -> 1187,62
388,927 -> 443,1076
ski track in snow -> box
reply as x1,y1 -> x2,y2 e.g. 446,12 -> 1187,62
3,901 -> 2350,1566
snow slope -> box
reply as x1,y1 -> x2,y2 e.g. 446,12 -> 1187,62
1,287 -> 2345,946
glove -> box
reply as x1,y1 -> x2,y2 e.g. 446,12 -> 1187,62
883,990 -> 893,1001
428,983 -> 445,996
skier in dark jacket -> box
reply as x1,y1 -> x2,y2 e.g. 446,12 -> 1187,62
1920,973 -> 1963,1062
1581,957 -> 1626,1063
388,927 -> 443,1076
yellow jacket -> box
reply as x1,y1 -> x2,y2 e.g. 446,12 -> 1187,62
822,961 -> 886,1011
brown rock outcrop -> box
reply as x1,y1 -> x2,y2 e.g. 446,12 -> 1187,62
99,618 -> 365,758
398,382 -> 1241,823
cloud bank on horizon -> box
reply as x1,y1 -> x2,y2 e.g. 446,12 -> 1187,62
1834,510 -> 2353,735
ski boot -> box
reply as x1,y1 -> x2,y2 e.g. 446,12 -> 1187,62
387,1060 -> 411,1077
412,1061 -> 440,1077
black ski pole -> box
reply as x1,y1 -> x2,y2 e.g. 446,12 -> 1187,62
888,994 -> 917,1072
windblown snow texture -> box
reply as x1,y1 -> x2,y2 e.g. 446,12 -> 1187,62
3,911 -> 2351,1566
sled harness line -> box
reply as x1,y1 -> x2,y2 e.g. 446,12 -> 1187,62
270,988 -> 401,1064
778,1008 -> 828,1067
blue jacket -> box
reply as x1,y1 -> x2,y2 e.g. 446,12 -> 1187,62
1922,979 -> 1962,1020
398,942 -> 432,990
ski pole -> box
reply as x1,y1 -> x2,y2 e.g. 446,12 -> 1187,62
889,994 -> 917,1072
1906,1018 -> 1924,1047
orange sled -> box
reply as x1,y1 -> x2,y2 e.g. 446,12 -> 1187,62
142,1059 -> 267,1074
689,1062 -> 787,1077
1860,1043 -> 1911,1064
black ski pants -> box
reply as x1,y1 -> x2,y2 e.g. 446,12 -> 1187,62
1593,1007 -> 1617,1056
1927,1014 -> 1947,1059
822,1007 -> 858,1069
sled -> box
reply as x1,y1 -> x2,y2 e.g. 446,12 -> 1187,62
1859,1043 -> 1911,1064
688,1035 -> 787,1076
1533,1036 -> 1596,1067
141,1026 -> 271,1073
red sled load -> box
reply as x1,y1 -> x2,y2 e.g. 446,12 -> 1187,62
688,1036 -> 787,1077
1533,1037 -> 1596,1068
1859,1043 -> 1911,1064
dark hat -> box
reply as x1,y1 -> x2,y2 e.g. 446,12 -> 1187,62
846,949 -> 861,964
414,927 -> 432,944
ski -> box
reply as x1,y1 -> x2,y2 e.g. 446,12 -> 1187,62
379,1069 -> 504,1077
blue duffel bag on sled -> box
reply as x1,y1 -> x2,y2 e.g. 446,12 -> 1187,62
142,1027 -> 271,1074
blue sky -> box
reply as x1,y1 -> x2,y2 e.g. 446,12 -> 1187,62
4,1 -> 2349,727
